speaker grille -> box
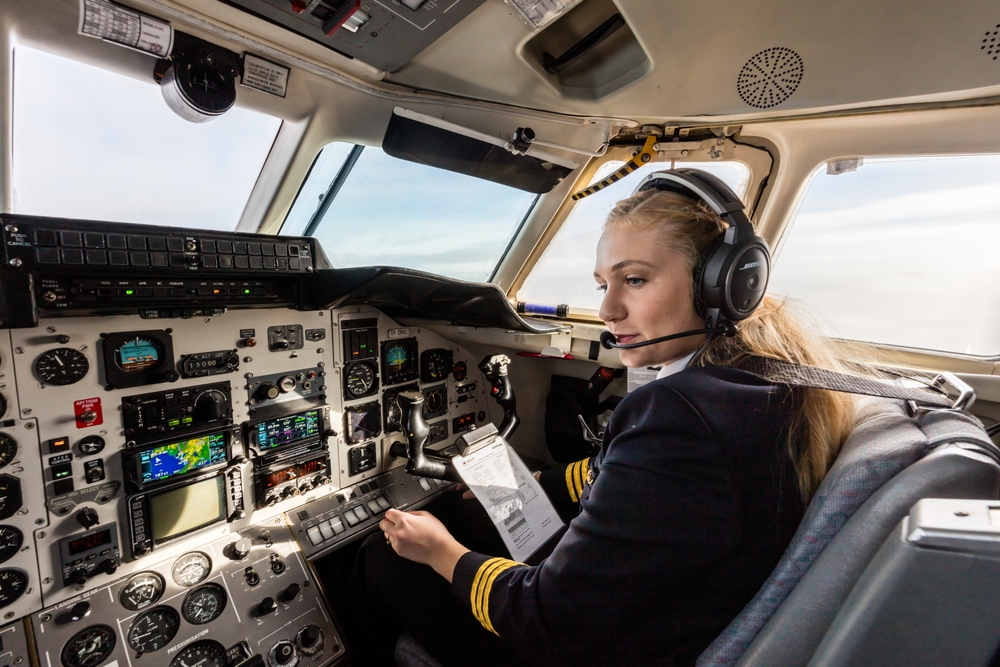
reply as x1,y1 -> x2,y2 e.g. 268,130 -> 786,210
983,24 -> 1000,60
737,47 -> 804,109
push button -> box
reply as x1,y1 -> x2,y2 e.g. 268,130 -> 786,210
201,240 -> 217,253
354,505 -> 370,521
329,518 -> 346,534
127,235 -> 146,250
130,252 -> 149,267
418,478 -> 432,492
62,249 -> 85,264
318,522 -> 334,540
235,256 -> 249,269
35,247 -> 60,264
218,241 -> 233,254
86,250 -> 107,265
148,236 -> 167,251
233,241 -> 247,254
106,234 -> 127,249
167,237 -> 184,252
307,526 -> 323,545
34,230 -> 58,245
343,510 -> 360,527
248,242 -> 261,255
219,256 -> 234,268
249,256 -> 263,270
84,233 -> 105,248
60,231 -> 82,247
109,251 -> 129,266
150,253 -> 168,267
202,255 -> 218,268
263,257 -> 276,270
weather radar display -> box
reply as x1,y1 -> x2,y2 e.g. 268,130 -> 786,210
140,434 -> 227,483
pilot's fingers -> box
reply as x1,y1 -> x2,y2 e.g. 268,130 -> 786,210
462,489 -> 475,500
383,508 -> 404,525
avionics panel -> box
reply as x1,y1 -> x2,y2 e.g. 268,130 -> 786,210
248,408 -> 323,452
123,430 -> 231,492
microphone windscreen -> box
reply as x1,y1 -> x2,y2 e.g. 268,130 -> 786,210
599,331 -> 617,349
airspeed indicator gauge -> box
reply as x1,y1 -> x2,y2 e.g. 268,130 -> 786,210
34,348 -> 90,386
344,361 -> 378,399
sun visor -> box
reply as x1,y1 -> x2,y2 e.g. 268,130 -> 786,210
382,109 -> 576,194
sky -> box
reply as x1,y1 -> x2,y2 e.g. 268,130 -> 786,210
12,46 -> 1000,356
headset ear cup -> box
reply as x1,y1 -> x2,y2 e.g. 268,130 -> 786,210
723,240 -> 771,320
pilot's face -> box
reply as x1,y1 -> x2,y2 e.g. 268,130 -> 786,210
595,225 -> 706,369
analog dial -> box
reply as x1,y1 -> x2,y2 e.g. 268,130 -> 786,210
169,640 -> 227,667
0,393 -> 7,420
35,348 -> 90,386
0,476 -> 21,521
0,568 -> 26,608
423,387 -> 445,417
0,526 -> 23,564
61,625 -> 116,667
127,606 -> 180,654
181,583 -> 227,624
171,551 -> 211,587
0,434 -> 16,469
345,362 -> 376,398
78,435 -> 106,456
119,571 -> 165,611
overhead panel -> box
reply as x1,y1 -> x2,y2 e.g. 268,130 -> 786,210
218,0 -> 486,72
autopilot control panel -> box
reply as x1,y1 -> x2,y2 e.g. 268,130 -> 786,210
0,215 -> 497,667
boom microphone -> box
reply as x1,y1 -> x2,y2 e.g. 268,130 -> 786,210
599,321 -> 737,350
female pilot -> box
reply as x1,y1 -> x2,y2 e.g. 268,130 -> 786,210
356,178 -> 859,667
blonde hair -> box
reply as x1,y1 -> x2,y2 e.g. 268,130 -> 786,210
605,189 -> 860,502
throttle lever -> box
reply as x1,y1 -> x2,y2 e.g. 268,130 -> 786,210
396,391 -> 457,481
479,354 -> 520,440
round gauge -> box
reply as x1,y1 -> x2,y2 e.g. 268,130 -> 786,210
0,569 -> 27,609
169,640 -> 227,667
114,336 -> 165,373
0,526 -> 23,564
61,625 -> 116,667
181,583 -> 227,625
127,606 -> 180,654
453,361 -> 468,382
78,435 -> 106,456
345,362 -> 376,398
0,476 -> 22,521
385,344 -> 409,372
425,389 -> 445,415
119,571 -> 165,611
34,348 -> 90,386
0,434 -> 16,470
0,393 -> 7,420
171,552 -> 211,587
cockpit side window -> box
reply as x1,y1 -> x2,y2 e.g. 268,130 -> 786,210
280,143 -> 538,282
770,155 -> 1000,356
11,46 -> 281,230
516,160 -> 751,314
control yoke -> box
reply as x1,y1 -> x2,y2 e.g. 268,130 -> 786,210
394,353 -> 522,481
478,354 -> 520,441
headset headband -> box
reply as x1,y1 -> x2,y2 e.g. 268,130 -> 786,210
633,168 -> 755,242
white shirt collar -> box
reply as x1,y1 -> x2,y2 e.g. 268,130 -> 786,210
655,352 -> 696,380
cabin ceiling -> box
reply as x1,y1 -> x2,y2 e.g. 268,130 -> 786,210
83,0 -> 1000,122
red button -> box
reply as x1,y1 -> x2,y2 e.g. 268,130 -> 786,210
291,0 -> 308,12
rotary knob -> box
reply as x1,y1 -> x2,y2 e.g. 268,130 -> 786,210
255,382 -> 280,401
195,389 -> 227,421
70,601 -> 91,622
296,625 -> 324,655
257,596 -> 277,616
231,537 -> 253,560
76,507 -> 99,529
270,640 -> 296,666
278,375 -> 297,393
279,583 -> 301,602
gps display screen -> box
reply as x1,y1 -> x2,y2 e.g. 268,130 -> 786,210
254,410 -> 320,450
139,432 -> 227,483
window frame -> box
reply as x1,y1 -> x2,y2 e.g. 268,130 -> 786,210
506,137 -> 773,321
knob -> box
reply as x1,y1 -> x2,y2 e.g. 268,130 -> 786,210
69,568 -> 88,586
278,375 -> 296,393
270,641 -> 296,666
281,486 -> 299,499
70,601 -> 91,621
279,583 -> 300,602
228,509 -> 246,521
296,625 -> 323,654
79,410 -> 98,424
255,382 -> 279,401
257,596 -> 277,616
99,558 -> 118,576
231,537 -> 253,560
291,0 -> 308,12
265,493 -> 279,506
240,337 -> 257,348
195,390 -> 227,421
76,508 -> 99,529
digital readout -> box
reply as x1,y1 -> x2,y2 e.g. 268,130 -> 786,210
140,433 -> 227,483
255,410 -> 320,450
263,456 -> 327,489
68,528 -> 112,556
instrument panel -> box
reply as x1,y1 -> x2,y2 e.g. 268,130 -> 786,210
0,300 -> 490,665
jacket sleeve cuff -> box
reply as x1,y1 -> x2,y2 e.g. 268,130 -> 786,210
451,552 -> 526,636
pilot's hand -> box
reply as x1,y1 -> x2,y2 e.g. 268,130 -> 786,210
380,508 -> 470,583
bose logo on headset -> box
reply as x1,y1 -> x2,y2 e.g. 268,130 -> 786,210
601,168 -> 773,351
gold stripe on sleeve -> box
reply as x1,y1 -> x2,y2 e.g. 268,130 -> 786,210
472,559 -> 508,627
565,463 -> 579,503
477,559 -> 527,636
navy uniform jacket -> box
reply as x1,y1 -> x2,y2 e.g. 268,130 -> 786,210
451,366 -> 805,667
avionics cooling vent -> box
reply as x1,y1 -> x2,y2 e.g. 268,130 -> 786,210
983,24 -> 1000,60
737,47 -> 804,109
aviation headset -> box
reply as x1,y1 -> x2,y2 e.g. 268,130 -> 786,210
600,168 -> 771,350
